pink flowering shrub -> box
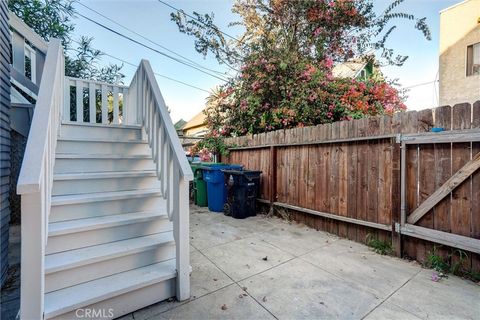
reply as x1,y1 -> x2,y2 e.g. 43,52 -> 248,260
206,54 -> 406,137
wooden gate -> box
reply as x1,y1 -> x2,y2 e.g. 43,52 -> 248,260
399,105 -> 480,270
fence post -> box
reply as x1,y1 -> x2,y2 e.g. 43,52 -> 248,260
269,146 -> 277,211
391,137 -> 402,257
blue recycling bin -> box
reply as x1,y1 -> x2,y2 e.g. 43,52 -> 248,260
202,164 -> 243,212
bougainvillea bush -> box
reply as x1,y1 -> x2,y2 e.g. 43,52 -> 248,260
206,54 -> 406,137
173,0 -> 430,141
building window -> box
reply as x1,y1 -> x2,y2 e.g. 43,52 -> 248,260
359,69 -> 367,80
466,42 -> 480,76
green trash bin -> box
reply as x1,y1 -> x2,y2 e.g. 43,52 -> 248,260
191,162 -> 214,207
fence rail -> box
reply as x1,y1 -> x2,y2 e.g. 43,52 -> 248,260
223,102 -> 480,274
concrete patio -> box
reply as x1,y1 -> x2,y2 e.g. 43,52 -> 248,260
123,205 -> 480,320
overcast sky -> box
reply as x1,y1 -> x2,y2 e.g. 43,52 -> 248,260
71,0 -> 460,123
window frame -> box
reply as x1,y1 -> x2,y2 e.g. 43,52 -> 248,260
466,42 -> 480,77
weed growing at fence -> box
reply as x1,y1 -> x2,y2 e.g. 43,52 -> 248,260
425,248 -> 450,274
424,247 -> 479,282
366,234 -> 393,255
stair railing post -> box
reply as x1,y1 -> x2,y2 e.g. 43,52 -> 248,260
20,191 -> 45,319
174,170 -> 190,301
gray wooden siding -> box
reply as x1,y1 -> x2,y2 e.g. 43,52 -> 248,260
0,0 -> 11,288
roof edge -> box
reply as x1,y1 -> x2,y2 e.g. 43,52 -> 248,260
439,0 -> 470,14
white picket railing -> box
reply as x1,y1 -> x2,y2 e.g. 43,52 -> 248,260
64,77 -> 132,125
129,59 -> 193,300
16,38 -> 64,319
9,12 -> 47,100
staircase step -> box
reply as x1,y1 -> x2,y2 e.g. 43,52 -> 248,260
61,121 -> 142,129
44,259 -> 176,319
56,138 -> 150,156
56,154 -> 152,159
54,156 -> 155,174
45,233 -> 174,274
46,212 -> 171,254
60,122 -> 143,141
50,192 -> 165,222
54,171 -> 157,181
57,137 -> 147,143
53,171 -> 159,195
49,211 -> 164,236
52,189 -> 162,206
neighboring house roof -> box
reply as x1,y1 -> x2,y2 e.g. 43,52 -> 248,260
183,110 -> 206,131
332,61 -> 367,78
174,119 -> 187,130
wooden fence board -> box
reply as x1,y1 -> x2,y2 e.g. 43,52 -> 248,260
306,145 -> 316,210
451,103 -> 472,271
299,142 -> 309,209
416,109 -> 434,263
378,115 -> 393,243
356,118 -> 369,243
314,126 -> 326,231
304,127 -> 315,229
329,122 -> 340,235
367,117 -> 380,242
277,147 -> 286,203
346,120 -> 358,241
405,111 -> 419,259
338,121 -> 349,238
433,106 -> 453,262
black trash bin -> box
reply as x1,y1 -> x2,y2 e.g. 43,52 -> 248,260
222,170 -> 262,219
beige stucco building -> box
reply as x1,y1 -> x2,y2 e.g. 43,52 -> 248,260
182,110 -> 208,137
439,0 -> 480,106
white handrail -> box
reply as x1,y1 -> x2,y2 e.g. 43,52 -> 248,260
139,59 -> 193,180
129,59 -> 193,301
16,38 -> 64,319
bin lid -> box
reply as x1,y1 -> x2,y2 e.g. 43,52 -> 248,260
201,164 -> 243,171
222,169 -> 262,175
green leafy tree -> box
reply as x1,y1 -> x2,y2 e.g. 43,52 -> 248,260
172,0 -> 431,139
172,0 -> 431,68
9,0 -> 124,83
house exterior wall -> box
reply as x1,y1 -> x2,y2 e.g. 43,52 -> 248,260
183,125 -> 208,137
439,0 -> 480,106
0,0 -> 11,287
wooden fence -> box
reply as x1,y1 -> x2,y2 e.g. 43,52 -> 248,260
222,102 -> 480,274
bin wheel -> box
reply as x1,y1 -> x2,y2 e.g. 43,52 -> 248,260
223,203 -> 231,216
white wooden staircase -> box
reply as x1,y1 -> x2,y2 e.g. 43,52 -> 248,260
16,37 -> 192,319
